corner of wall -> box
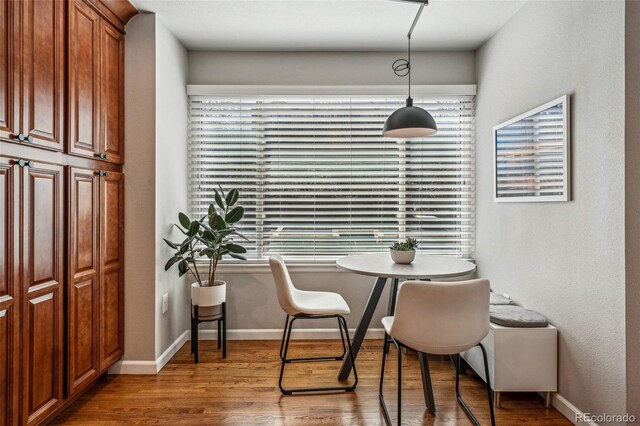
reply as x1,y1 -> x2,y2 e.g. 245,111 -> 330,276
123,12 -> 158,362
154,19 -> 191,360
625,0 -> 640,419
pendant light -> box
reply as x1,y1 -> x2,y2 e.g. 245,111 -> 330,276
383,0 -> 437,139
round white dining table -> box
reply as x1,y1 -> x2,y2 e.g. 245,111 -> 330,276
336,253 -> 476,279
335,253 -> 476,412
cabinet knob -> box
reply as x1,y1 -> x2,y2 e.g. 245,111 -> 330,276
95,153 -> 108,160
97,170 -> 110,177
15,159 -> 34,168
17,133 -> 26,141
27,135 -> 33,143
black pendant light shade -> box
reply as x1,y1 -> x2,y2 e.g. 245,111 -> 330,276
383,0 -> 437,139
383,97 -> 437,138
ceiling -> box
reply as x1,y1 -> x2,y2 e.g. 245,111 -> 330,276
131,0 -> 527,52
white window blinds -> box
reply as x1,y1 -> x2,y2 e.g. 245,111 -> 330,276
189,92 -> 475,260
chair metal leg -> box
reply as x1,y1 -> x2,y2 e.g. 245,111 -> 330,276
278,316 -> 296,394
456,345 -> 496,426
397,341 -> 402,425
279,314 -> 357,395
279,315 -> 290,361
379,338 -> 402,426
455,353 -> 478,426
337,317 -> 347,360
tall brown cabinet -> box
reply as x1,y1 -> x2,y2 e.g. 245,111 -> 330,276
0,0 -> 137,424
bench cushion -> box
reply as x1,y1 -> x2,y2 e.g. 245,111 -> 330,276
490,292 -> 515,305
490,305 -> 549,328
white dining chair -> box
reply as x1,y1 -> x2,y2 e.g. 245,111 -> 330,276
269,255 -> 358,394
379,279 -> 495,426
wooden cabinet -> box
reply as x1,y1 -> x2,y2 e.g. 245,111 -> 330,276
0,0 -> 17,144
21,162 -> 64,425
99,171 -> 124,369
68,167 -> 100,395
0,0 -> 135,423
69,0 -> 125,164
0,159 -> 66,426
0,0 -> 65,150
19,0 -> 66,151
1,0 -> 128,162
0,157 -> 19,426
100,23 -> 125,164
68,0 -> 101,161
68,168 -> 125,392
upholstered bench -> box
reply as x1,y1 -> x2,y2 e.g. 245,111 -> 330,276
460,293 -> 558,408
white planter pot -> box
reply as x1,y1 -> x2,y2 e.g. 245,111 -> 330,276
390,249 -> 416,264
191,280 -> 226,307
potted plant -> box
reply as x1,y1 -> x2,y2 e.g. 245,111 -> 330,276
163,186 -> 248,308
390,237 -> 418,264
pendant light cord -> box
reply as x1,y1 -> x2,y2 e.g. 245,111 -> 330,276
407,2 -> 426,99
392,1 -> 428,102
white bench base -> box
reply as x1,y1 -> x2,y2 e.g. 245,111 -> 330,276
461,322 -> 557,408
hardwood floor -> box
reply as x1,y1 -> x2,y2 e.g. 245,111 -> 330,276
53,339 -> 570,425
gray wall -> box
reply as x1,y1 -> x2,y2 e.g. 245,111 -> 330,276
155,19 -> 189,358
626,0 -> 640,419
188,50 -> 476,85
475,0 -> 626,418
124,13 -> 190,362
123,13 -> 157,362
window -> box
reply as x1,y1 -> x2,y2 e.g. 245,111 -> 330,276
188,88 -> 475,260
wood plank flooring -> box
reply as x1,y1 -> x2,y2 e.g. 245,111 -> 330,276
53,340 -> 571,425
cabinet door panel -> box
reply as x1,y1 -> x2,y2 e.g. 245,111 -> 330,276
0,157 -> 18,426
21,0 -> 65,150
68,0 -> 100,159
0,0 -> 17,143
100,22 -> 124,164
100,172 -> 123,369
68,167 -> 100,395
21,162 -> 63,425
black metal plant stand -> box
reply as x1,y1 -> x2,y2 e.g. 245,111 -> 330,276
191,302 -> 226,363
279,313 -> 358,395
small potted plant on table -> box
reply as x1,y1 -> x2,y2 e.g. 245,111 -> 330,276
390,237 -> 418,264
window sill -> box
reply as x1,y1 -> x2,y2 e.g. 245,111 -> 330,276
195,257 -> 475,274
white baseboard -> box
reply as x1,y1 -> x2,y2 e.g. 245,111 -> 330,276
108,330 -> 190,375
156,330 -> 190,371
551,393 -> 595,425
108,328 -> 384,375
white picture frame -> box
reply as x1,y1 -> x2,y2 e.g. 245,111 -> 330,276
493,95 -> 570,202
